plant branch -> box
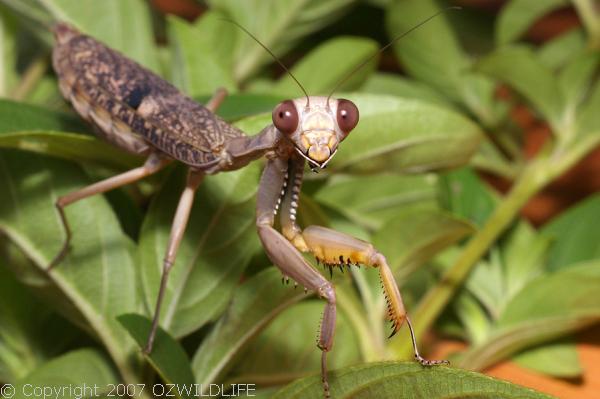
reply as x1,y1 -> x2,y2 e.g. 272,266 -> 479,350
573,0 -> 600,49
389,161 -> 547,357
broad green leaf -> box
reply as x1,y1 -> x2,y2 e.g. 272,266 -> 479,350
558,51 -> 600,110
0,150 -> 142,384
118,314 -> 194,399
361,73 -> 453,109
0,259 -> 76,382
537,28 -> 586,69
576,77 -> 600,139
329,94 -> 482,174
11,349 -> 119,399
0,99 -> 86,134
372,209 -> 474,278
386,0 -> 467,99
195,93 -> 283,122
495,0 -> 568,45
168,14 -> 236,97
502,222 -> 551,297
274,361 -> 553,399
192,268 -> 306,386
459,262 -> 600,370
386,0 -> 499,126
440,168 -> 496,227
453,290 -> 492,345
231,300 -> 360,386
0,100 -> 140,168
477,45 -> 564,130
0,9 -> 18,97
0,131 -> 140,169
542,194 -> 600,271
313,174 -> 439,230
513,339 -> 582,378
207,0 -> 357,82
464,250 -> 506,320
139,164 -> 261,338
272,36 -> 378,97
37,0 -> 159,72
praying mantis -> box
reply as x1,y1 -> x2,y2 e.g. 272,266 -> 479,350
49,12 -> 452,398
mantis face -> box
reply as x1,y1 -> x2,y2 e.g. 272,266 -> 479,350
272,96 -> 359,169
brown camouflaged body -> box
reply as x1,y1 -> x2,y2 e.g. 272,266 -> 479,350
52,23 -> 245,169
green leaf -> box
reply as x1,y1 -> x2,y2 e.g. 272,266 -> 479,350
167,14 -> 236,97
0,131 -> 140,169
542,194 -> 600,271
386,0 -> 467,99
372,210 -> 475,278
502,222 -> 551,297
0,99 -> 86,134
195,93 -> 283,122
0,9 -> 18,97
495,0 -> 568,45
0,259 -> 76,381
273,361 -> 553,399
537,29 -> 586,70
361,73 -> 454,109
192,268 -> 306,386
477,45 -> 564,130
139,164 -> 261,338
12,349 -> 119,399
0,100 -> 140,170
576,77 -> 600,139
459,262 -> 600,370
38,0 -> 159,72
558,51 -> 600,110
118,314 -> 194,398
513,339 -> 582,378
271,36 -> 378,97
231,300 -> 361,386
207,0 -> 357,82
313,174 -> 439,230
329,94 -> 482,174
440,168 -> 496,227
0,150 -> 142,384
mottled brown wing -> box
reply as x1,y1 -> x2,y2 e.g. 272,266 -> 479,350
52,23 -> 245,168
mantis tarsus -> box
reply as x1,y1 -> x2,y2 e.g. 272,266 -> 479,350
49,12 -> 452,397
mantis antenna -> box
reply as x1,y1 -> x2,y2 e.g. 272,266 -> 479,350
326,6 -> 462,105
222,19 -> 311,107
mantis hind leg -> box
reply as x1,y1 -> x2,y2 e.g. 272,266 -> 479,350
49,152 -> 171,269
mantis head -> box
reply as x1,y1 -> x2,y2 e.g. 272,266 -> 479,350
272,96 -> 359,169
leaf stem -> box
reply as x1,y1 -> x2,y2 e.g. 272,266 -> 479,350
11,56 -> 48,101
389,161 -> 546,357
573,0 -> 600,49
336,284 -> 384,361
390,126 -> 600,358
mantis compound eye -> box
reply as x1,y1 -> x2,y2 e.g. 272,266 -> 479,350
336,99 -> 359,136
272,100 -> 299,135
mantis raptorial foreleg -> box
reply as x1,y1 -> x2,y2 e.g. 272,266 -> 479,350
256,157 -> 337,398
273,157 -> 447,397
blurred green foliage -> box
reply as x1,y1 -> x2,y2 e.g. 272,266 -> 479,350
0,0 -> 599,398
